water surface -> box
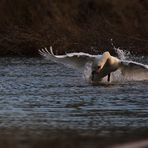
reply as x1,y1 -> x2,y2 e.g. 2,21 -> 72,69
0,57 -> 148,147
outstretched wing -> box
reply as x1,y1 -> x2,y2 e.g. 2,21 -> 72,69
120,60 -> 148,78
39,47 -> 96,70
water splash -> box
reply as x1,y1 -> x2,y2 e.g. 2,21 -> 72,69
114,48 -> 131,60
111,39 -> 130,60
83,62 -> 92,82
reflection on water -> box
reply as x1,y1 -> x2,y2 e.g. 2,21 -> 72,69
0,57 -> 148,147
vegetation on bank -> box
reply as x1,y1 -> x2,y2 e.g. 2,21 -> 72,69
0,0 -> 148,56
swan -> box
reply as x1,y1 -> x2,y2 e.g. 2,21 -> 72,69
39,47 -> 148,82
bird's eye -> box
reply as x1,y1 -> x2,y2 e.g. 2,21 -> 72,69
98,66 -> 101,69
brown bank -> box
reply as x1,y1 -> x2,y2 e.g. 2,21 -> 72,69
0,0 -> 148,56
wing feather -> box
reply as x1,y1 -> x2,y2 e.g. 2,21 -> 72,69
39,47 -> 96,70
120,60 -> 148,78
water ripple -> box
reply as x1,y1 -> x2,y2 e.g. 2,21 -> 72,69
0,57 -> 147,132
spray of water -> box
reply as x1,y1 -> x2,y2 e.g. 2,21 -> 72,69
111,39 -> 131,60
83,62 -> 108,83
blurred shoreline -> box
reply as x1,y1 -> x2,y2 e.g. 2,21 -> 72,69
0,127 -> 148,148
0,0 -> 148,56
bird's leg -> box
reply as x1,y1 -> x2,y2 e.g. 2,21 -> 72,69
107,73 -> 111,82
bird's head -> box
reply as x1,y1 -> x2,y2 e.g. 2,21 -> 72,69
91,61 -> 104,81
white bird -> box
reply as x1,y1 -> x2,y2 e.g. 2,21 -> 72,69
39,47 -> 148,82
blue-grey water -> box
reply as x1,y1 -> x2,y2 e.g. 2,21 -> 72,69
0,57 -> 148,147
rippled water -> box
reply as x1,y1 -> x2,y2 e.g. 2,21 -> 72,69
0,57 -> 148,142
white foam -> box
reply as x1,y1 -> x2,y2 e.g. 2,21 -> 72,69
83,62 -> 92,82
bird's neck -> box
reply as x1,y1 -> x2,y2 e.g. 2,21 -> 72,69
99,52 -> 110,67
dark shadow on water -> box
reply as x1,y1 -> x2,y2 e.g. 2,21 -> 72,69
91,82 -> 118,87
1,128 -> 148,148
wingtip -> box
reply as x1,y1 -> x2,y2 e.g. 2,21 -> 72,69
50,46 -> 54,55
38,46 -> 55,56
